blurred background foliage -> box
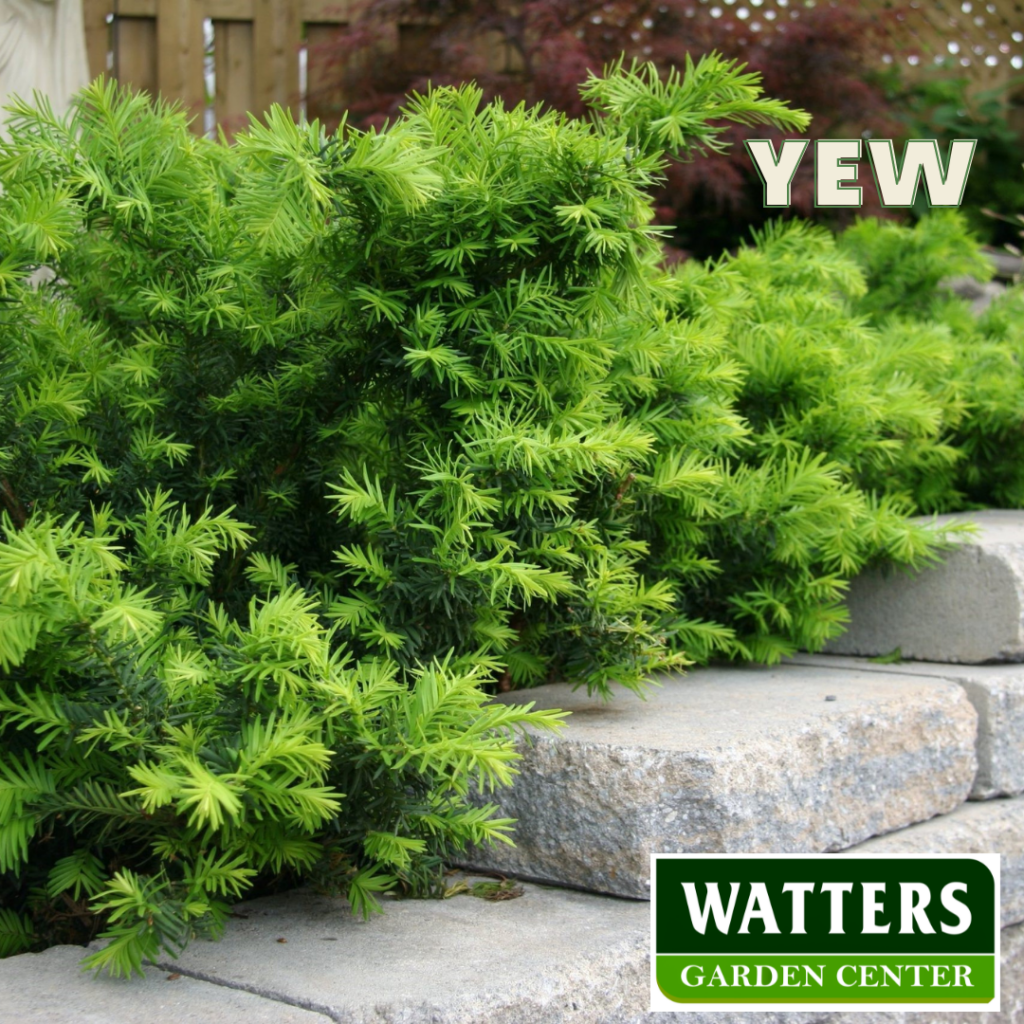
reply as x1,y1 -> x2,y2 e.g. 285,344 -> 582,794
303,0 -> 1024,258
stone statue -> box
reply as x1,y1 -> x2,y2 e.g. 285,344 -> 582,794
0,0 -> 90,119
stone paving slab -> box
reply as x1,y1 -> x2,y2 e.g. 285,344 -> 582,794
0,941 -> 331,1023
825,510 -> 1024,664
157,883 -> 666,1024
0,882 -> 836,1024
1,887 -> 1019,1023
790,654 -> 1024,799
843,795 -> 1024,928
157,884 -> 1023,1024
464,665 -> 977,898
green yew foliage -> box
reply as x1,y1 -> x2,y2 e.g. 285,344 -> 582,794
0,60 -> 810,972
3,57 -> 1018,976
638,221 -> 950,662
956,291 -> 1024,509
0,502 -> 566,973
839,211 -> 994,320
838,213 -> 1024,509
650,211 -> 1024,661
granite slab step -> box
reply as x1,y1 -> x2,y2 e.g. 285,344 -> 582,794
0,942 -> 332,1023
155,883 -> 662,1024
154,889 -> 1024,1024
843,794 -> 1024,928
464,664 -> 977,898
826,510 -> 1024,664
790,654 -> 1024,799
3,887 -> 1018,1024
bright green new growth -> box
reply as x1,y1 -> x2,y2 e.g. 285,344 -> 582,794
651,211 -> 1024,661
838,214 -> 1024,510
0,59 -> 810,973
652,220 -> 951,660
0,505 -> 567,975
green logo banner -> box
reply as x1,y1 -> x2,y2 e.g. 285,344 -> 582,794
650,854 -> 1001,1012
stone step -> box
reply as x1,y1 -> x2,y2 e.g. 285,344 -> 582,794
790,654 -> 1024,800
464,663 -> 977,898
842,794 -> 1024,929
0,884 -> 659,1024
3,885 -> 1019,1023
825,510 -> 1024,664
0,941 -> 332,1023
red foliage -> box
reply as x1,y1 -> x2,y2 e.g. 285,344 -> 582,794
316,0 -> 912,255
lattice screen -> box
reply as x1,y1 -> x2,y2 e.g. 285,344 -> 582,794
883,0 -> 1023,86
683,0 -> 1023,90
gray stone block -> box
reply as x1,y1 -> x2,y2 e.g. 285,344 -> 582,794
940,275 -> 1006,315
825,510 -> 1024,664
844,795 -> 1024,928
987,249 -> 1024,281
959,671 -> 1024,799
0,882 -> 834,1024
465,664 -> 977,898
2,887 -> 1019,1023
0,942 -> 331,1023
789,655 -> 1024,799
148,884 -> 884,1024
154,883 -> 684,1024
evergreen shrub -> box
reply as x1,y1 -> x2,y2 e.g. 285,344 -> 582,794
637,221 -> 948,662
0,60 -> 810,971
3,57 -> 1017,976
839,213 -> 1024,509
651,211 -> 1024,660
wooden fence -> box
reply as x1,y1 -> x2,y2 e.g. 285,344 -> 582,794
80,0 -> 1024,137
81,0 -> 385,133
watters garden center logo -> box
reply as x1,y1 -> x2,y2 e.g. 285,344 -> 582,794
651,854 -> 1001,1012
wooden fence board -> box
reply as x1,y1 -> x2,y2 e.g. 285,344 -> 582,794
301,0 -> 350,23
207,0 -> 256,20
114,18 -> 158,97
156,0 -> 205,125
83,0 -> 111,81
214,19 -> 255,136
253,0 -> 299,117
118,0 -> 157,18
